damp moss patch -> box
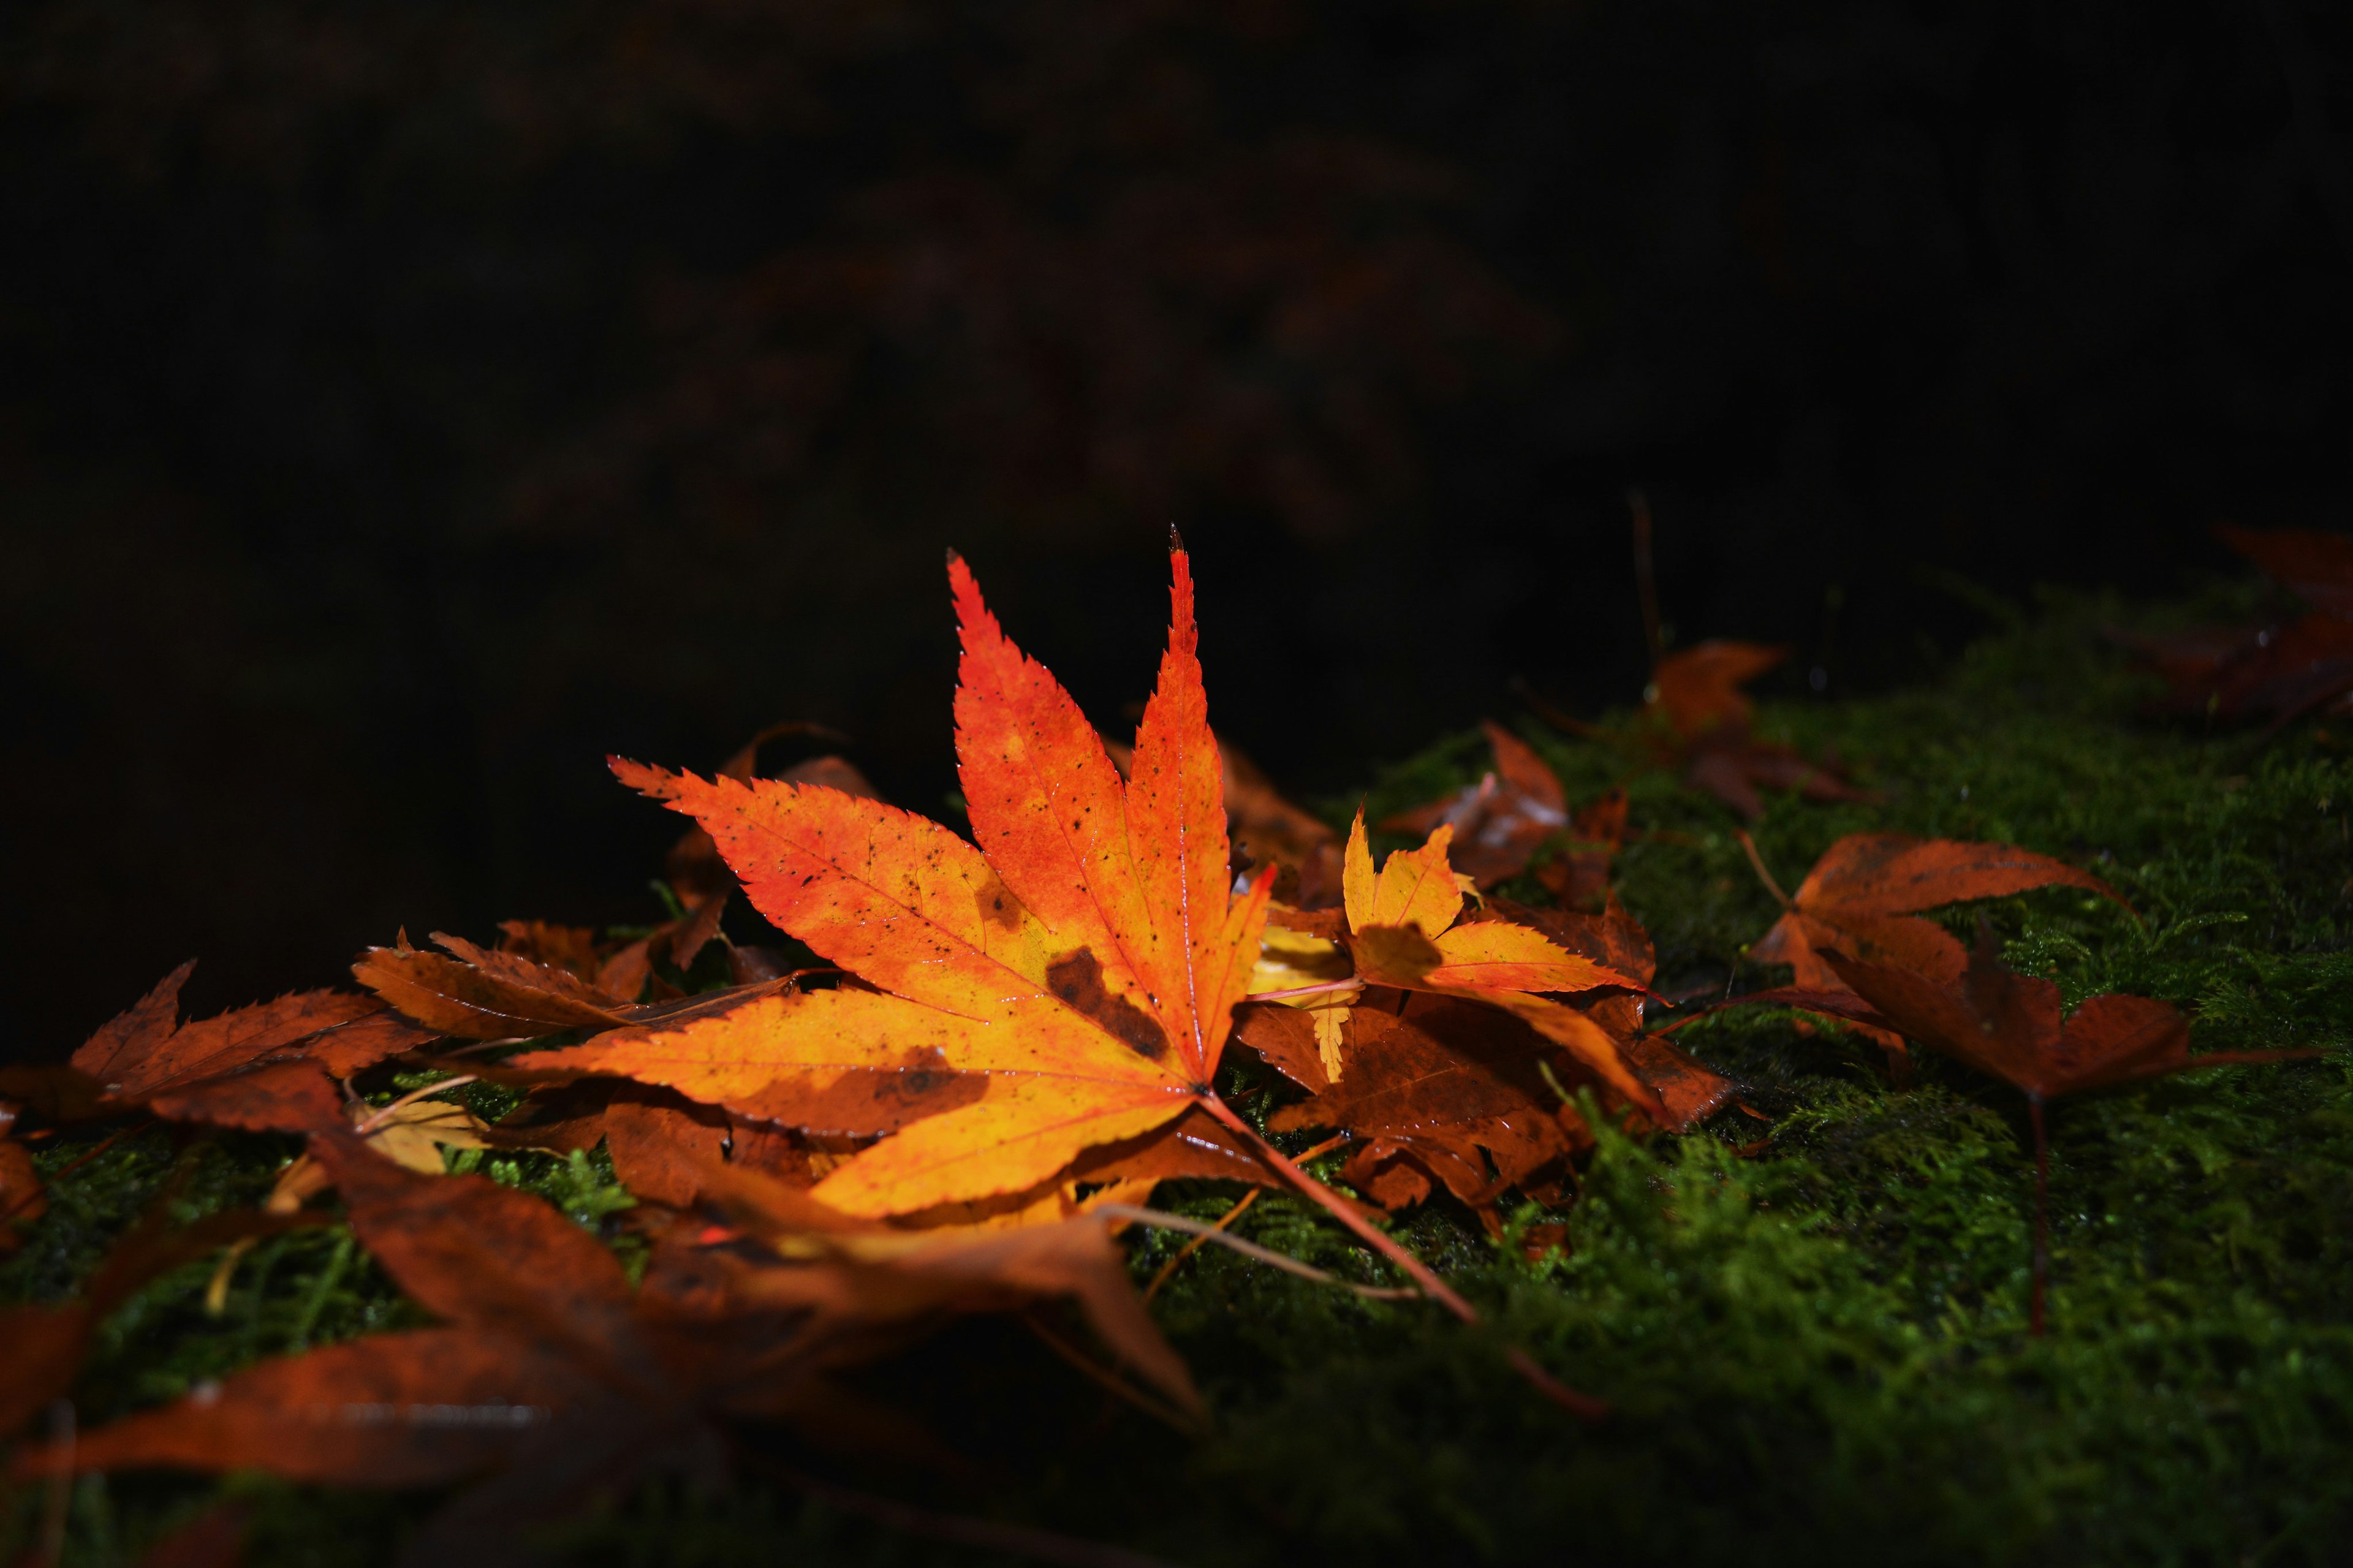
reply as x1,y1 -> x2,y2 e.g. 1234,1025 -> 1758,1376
6,585 -> 2352,1566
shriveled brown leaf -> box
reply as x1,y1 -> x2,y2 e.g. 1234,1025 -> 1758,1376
1536,788 -> 1627,907
1640,642 -> 1875,819
1824,928 -> 2314,1104
43,965 -> 430,1133
1384,722 -> 1569,888
353,933 -> 640,1040
1263,1000 -> 1583,1230
23,1132 -> 1197,1562
72,966 -> 408,1101
146,1059 -> 342,1135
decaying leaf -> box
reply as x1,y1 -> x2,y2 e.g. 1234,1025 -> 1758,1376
2114,526 -> 2353,724
354,934 -> 645,1040
1254,1001 -> 1586,1228
1243,891 -> 1730,1224
1382,722 -> 1569,887
1536,787 -> 1627,909
1642,642 -> 1875,819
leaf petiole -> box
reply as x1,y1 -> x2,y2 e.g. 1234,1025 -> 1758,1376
1193,1094 -> 1608,1421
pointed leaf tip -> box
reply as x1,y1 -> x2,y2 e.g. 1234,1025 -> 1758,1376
609,756 -> 685,802
1167,522 -> 1186,554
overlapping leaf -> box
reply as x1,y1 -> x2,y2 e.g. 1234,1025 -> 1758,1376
1330,812 -> 1665,1115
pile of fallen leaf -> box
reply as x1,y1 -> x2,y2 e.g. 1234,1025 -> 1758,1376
2,534 -> 2344,1567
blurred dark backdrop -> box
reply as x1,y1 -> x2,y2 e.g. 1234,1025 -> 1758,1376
5,0 -> 2349,1055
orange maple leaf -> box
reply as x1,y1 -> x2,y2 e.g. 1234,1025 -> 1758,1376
1334,811 -> 1665,1118
518,548 -> 1270,1219
503,543 -> 1601,1415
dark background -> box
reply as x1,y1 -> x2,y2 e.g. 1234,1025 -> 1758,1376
4,0 -> 2349,1056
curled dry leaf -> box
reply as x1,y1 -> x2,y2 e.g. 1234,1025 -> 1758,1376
1253,1000 -> 1587,1229
1241,894 -> 1730,1225
1816,928 -> 2311,1104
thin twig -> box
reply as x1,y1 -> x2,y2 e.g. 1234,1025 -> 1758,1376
423,1036 -> 532,1059
6,1122 -> 151,1225
36,1398 -> 73,1568
1248,977 -> 1365,1003
1188,1097 -> 1609,1421
1094,1205 -> 1418,1300
1732,828 -> 1794,911
352,1075 -> 478,1136
2029,1094 -> 2050,1339
1629,487 -> 1662,673
1019,1311 -> 1200,1434
1142,1190 -> 1259,1301
748,1456 -> 1184,1568
1508,676 -> 1612,741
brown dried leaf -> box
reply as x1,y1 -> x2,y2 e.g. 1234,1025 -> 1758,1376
353,934 -> 638,1040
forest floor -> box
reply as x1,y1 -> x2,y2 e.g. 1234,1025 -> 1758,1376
6,580 -> 2352,1567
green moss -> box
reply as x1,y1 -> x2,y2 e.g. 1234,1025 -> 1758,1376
7,586 -> 2352,1564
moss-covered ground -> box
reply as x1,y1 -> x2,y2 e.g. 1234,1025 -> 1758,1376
6,584 -> 2352,1566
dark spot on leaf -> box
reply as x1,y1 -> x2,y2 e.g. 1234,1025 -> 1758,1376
1045,950 -> 1169,1059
